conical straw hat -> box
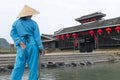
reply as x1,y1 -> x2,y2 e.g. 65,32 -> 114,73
17,5 -> 40,18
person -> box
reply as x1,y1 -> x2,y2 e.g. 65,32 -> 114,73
10,5 -> 44,80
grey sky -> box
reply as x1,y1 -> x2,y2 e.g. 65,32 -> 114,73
0,0 -> 120,43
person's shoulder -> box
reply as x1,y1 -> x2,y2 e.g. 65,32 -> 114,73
30,19 -> 37,23
12,19 -> 20,26
30,19 -> 38,25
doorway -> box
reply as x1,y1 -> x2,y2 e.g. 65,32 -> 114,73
79,34 -> 95,52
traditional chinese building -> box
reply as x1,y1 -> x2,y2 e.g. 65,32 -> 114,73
41,34 -> 57,52
54,12 -> 120,52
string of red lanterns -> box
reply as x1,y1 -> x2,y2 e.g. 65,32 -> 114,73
72,33 -> 78,47
74,39 -> 78,47
105,27 -> 111,34
89,30 -> 94,36
72,33 -> 77,39
56,35 -> 60,40
115,26 -> 120,33
61,35 -> 65,40
66,34 -> 70,39
56,34 -> 70,40
97,29 -> 103,35
56,26 -> 120,40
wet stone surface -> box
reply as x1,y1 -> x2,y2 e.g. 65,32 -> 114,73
1,62 -> 120,80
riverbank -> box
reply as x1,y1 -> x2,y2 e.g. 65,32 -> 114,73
1,50 -> 120,72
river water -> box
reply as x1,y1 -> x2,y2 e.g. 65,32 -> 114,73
0,62 -> 120,80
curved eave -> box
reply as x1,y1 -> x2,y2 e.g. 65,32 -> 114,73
54,16 -> 120,36
42,39 -> 55,42
54,24 -> 120,36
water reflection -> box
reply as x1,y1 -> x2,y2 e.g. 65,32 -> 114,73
0,62 -> 120,80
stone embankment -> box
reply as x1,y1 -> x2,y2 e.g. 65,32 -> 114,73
0,54 -> 15,72
0,52 -> 118,72
41,53 -> 115,68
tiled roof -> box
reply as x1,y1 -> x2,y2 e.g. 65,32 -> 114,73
75,12 -> 106,21
54,17 -> 120,36
41,34 -> 55,40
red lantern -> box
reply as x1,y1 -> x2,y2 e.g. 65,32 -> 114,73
56,36 -> 60,40
93,18 -> 96,21
106,27 -> 111,34
89,30 -> 94,36
61,35 -> 64,40
74,40 -> 78,47
97,29 -> 103,35
72,33 -> 77,39
115,26 -> 120,33
66,34 -> 70,39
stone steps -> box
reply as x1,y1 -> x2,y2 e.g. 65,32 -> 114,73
41,53 -> 114,64
0,53 -> 115,67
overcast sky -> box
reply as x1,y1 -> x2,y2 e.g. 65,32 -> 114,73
0,0 -> 120,43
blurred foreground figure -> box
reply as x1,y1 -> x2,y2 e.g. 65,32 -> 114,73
10,5 -> 43,80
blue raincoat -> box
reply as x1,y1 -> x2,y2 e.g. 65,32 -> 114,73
10,18 -> 43,80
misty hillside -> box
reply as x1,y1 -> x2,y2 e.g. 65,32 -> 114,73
0,38 -> 10,49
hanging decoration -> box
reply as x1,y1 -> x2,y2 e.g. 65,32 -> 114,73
89,30 -> 94,36
105,27 -> 111,34
97,29 -> 103,35
72,33 -> 77,39
74,39 -> 78,47
66,34 -> 70,39
61,35 -> 65,40
115,26 -> 120,33
56,35 -> 60,40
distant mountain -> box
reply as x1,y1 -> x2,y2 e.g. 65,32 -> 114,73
0,38 -> 10,49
